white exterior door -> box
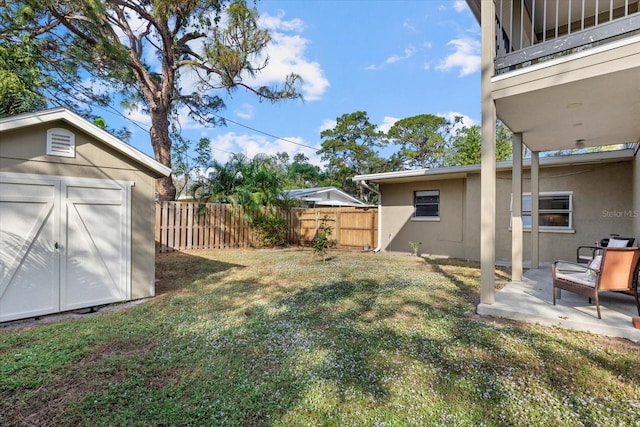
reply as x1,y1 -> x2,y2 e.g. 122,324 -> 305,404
0,174 -> 131,322
0,179 -> 60,321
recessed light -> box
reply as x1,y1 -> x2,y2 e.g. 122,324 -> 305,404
567,102 -> 583,109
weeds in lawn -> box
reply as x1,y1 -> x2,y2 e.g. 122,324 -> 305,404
1,250 -> 639,426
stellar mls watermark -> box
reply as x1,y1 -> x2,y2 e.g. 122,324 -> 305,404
602,209 -> 639,218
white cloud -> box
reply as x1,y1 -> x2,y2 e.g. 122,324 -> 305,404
319,118 -> 336,133
124,105 -> 152,130
439,111 -> 477,132
248,12 -> 330,102
367,46 -> 417,71
436,38 -> 481,77
453,1 -> 469,13
115,9 -> 328,104
260,10 -> 305,32
423,41 -> 433,49
208,131 -> 321,165
378,116 -> 399,133
402,20 -> 417,32
235,104 -> 255,120
385,46 -> 417,64
123,103 -> 217,135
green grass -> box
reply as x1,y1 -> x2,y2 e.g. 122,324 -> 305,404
1,249 -> 639,426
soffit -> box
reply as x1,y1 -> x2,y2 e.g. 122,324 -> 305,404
493,39 -> 640,152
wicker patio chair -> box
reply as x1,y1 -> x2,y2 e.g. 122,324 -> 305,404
576,236 -> 635,264
553,247 -> 640,319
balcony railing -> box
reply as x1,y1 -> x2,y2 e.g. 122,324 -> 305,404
495,0 -> 640,74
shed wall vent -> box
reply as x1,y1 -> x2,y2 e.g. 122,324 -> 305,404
46,128 -> 76,158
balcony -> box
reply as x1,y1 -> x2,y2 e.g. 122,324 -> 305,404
496,0 -> 640,74
470,0 -> 640,152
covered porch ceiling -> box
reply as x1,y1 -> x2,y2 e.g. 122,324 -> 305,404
494,42 -> 640,152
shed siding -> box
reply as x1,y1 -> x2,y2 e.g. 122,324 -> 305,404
1,121 -> 158,300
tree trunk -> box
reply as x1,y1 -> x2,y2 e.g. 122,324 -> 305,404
150,106 -> 176,201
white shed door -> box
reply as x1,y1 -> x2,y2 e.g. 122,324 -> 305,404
0,180 -> 60,322
61,183 -> 129,310
0,175 -> 131,322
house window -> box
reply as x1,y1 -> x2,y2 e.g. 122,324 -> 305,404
511,192 -> 573,231
414,190 -> 439,219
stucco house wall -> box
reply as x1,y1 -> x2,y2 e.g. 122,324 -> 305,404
380,178 -> 467,258
495,161 -> 634,263
376,156 -> 634,264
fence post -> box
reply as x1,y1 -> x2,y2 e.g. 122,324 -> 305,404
186,202 -> 193,250
167,202 -> 175,251
334,211 -> 340,248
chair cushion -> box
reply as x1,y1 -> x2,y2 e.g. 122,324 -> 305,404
554,270 -> 596,287
608,238 -> 630,248
587,255 -> 602,281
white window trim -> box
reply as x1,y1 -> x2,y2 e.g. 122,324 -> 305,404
411,216 -> 441,222
510,191 -> 574,233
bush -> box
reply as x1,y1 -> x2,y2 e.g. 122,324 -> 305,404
252,215 -> 289,248
312,217 -> 332,261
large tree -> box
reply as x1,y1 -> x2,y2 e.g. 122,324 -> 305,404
317,111 -> 384,202
386,114 -> 452,169
0,38 -> 46,117
445,122 -> 513,166
0,0 -> 301,200
284,152 -> 328,189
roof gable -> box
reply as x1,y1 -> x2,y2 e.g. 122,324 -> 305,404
0,108 -> 171,177
285,186 -> 369,207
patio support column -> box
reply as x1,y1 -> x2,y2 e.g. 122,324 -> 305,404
531,151 -> 540,268
511,133 -> 523,281
480,0 -> 496,305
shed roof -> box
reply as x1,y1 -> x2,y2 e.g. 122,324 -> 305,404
0,107 -> 171,178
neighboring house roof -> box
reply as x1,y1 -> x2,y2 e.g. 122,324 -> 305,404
0,107 -> 171,177
285,186 -> 369,207
353,149 -> 636,184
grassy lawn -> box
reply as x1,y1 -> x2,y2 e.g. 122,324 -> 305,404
1,249 -> 640,426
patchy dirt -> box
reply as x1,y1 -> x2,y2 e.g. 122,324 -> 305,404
6,339 -> 172,426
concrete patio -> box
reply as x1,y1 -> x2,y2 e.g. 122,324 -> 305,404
477,266 -> 640,343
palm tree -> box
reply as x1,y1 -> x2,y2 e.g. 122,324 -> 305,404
191,153 -> 287,221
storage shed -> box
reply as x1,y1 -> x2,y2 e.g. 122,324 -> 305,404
0,108 -> 171,322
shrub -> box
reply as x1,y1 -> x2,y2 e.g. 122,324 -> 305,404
252,215 -> 289,247
313,216 -> 332,261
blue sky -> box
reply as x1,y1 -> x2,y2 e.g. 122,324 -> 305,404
101,0 -> 481,167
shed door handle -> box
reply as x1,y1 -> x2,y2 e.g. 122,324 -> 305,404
54,242 -> 59,250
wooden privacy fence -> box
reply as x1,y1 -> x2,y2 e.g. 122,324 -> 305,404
296,207 -> 378,250
155,202 -> 378,253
